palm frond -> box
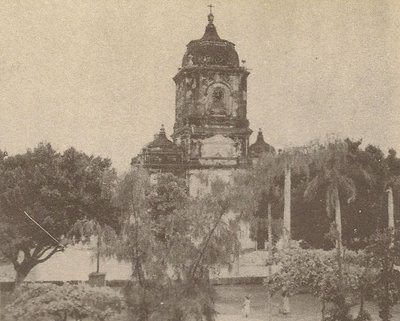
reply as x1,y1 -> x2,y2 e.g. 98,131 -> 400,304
304,176 -> 323,201
326,185 -> 336,218
338,176 -> 356,203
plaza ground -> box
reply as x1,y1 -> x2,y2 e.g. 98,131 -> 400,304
215,285 -> 400,321
2,283 -> 400,320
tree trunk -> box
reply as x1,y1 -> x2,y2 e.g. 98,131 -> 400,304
267,202 -> 273,321
234,253 -> 240,276
12,246 -> 62,289
321,299 -> 326,321
96,234 -> 101,273
234,224 -> 240,276
283,163 -> 291,245
14,264 -> 31,288
333,187 -> 344,289
281,163 -> 291,314
388,186 -> 394,230
359,288 -> 365,317
334,187 -> 342,253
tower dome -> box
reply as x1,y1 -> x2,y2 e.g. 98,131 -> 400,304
249,129 -> 275,158
182,13 -> 239,67
131,125 -> 184,175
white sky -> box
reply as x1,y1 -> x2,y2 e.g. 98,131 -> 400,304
0,0 -> 399,173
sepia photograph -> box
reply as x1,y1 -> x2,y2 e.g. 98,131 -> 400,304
1,1 -> 400,320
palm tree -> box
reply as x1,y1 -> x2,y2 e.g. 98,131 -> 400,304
278,147 -> 311,246
283,161 -> 291,246
385,149 -> 400,230
387,186 -> 394,229
276,147 -> 311,314
384,176 -> 399,245
304,139 -> 356,285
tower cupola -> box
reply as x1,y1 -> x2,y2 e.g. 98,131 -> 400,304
181,13 -> 239,68
249,129 -> 275,158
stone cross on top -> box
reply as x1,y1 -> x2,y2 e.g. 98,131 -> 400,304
207,4 -> 214,24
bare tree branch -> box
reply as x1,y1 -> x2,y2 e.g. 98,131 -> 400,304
36,246 -> 54,260
190,205 -> 228,279
36,246 -> 63,264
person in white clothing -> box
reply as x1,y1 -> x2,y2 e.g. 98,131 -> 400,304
243,295 -> 251,318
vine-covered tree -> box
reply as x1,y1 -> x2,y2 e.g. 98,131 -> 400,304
0,143 -> 119,285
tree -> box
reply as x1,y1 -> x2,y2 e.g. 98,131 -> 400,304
235,148 -> 310,315
275,147 -> 311,314
69,160 -> 119,275
384,149 -> 400,230
108,168 -> 239,321
276,147 -> 311,246
0,143 -> 119,286
283,159 -> 291,246
233,153 -> 282,320
233,153 -> 282,244
343,141 -> 384,248
69,218 -> 117,274
304,139 -> 357,281
345,141 -> 398,239
366,229 -> 400,321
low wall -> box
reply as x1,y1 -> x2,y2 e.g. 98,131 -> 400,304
0,276 -> 266,293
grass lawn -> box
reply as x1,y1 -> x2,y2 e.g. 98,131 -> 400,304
214,284 -> 400,321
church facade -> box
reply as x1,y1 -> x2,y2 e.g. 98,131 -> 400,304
132,11 -> 275,248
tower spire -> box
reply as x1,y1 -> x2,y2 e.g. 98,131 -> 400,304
207,4 -> 214,24
201,4 -> 219,40
159,124 -> 166,136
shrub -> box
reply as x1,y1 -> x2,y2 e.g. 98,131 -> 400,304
2,283 -> 123,321
268,246 -> 372,320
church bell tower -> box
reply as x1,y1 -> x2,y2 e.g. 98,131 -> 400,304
132,8 -> 274,249
172,10 -> 252,169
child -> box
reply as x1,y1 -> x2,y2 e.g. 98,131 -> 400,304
243,295 -> 251,318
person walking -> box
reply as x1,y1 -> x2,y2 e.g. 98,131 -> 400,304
243,295 -> 251,318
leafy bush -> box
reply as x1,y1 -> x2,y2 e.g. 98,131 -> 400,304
365,229 -> 400,321
123,277 -> 216,321
268,245 -> 373,320
2,283 -> 123,321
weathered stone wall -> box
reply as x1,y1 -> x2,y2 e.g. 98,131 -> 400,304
175,70 -> 244,120
197,71 -> 242,117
